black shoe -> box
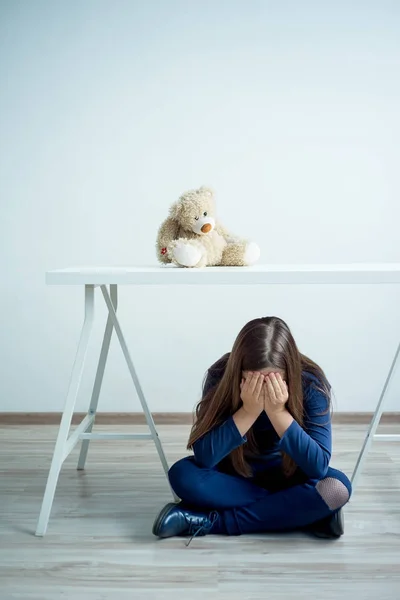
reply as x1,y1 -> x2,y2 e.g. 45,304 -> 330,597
310,509 -> 344,539
152,502 -> 218,545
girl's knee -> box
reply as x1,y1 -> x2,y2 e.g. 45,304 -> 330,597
168,457 -> 211,504
315,472 -> 352,511
168,457 -> 192,489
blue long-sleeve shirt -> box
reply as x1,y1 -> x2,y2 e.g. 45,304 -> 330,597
192,358 -> 332,480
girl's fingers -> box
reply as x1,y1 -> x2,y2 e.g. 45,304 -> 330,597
268,373 -> 282,397
240,375 -> 248,392
249,372 -> 261,393
262,381 -> 269,404
266,377 -> 276,401
276,373 -> 287,396
254,373 -> 264,398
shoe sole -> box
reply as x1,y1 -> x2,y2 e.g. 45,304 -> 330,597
313,509 -> 344,539
152,502 -> 177,538
331,508 -> 344,537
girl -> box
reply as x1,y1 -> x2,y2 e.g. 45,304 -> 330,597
152,317 -> 352,543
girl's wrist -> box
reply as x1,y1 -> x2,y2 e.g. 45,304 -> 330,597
265,405 -> 287,417
267,408 -> 293,438
233,406 -> 259,436
242,404 -> 263,418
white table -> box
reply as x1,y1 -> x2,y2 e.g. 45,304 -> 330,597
36,264 -> 400,536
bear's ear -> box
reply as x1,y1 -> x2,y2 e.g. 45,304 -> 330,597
198,186 -> 213,198
170,187 -> 197,220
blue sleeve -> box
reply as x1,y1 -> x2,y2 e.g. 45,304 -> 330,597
278,384 -> 332,479
192,369 -> 246,468
193,416 -> 246,468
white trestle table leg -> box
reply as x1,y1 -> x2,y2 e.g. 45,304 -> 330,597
351,340 -> 400,490
77,284 -> 118,470
35,285 -> 95,536
100,285 -> 178,501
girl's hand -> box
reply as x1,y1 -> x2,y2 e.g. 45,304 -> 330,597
240,372 -> 265,417
264,373 -> 289,415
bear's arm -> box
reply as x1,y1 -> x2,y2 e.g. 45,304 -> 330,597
215,222 -> 239,243
156,217 -> 180,262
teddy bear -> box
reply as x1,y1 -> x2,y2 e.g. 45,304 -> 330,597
156,186 -> 260,268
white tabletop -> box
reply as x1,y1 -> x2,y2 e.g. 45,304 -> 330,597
46,264 -> 400,285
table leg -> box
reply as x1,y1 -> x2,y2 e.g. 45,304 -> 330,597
351,339 -> 400,490
100,285 -> 178,501
77,285 -> 117,470
35,285 -> 95,536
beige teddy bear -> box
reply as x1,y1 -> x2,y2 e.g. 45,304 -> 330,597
156,186 -> 260,268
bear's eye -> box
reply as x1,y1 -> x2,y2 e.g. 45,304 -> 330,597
203,211 -> 207,216
194,216 -> 199,221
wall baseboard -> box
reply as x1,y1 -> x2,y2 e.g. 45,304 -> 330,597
0,412 -> 399,425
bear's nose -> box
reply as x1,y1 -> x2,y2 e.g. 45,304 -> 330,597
201,223 -> 212,234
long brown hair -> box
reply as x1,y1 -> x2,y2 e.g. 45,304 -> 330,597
188,317 -> 331,478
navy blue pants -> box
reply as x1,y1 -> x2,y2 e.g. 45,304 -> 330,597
168,457 -> 352,535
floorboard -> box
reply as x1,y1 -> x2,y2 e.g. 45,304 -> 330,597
0,422 -> 399,599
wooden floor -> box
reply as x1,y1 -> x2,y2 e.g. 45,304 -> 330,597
0,422 -> 399,600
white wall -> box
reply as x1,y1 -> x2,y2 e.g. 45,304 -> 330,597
1,0 -> 399,413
